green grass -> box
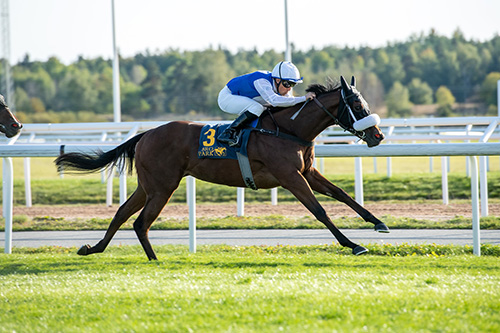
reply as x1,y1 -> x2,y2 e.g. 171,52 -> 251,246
1,245 -> 500,332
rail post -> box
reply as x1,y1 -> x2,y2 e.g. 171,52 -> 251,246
237,187 -> 245,216
469,156 -> 480,256
2,157 -> 13,254
186,176 -> 196,253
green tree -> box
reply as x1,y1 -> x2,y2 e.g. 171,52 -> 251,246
13,65 -> 56,108
408,78 -> 433,104
30,97 -> 46,113
140,61 -> 166,117
456,42 -> 481,101
121,81 -> 150,118
435,86 -> 456,116
311,51 -> 334,73
386,82 -> 413,117
129,64 -> 147,85
480,72 -> 500,107
55,66 -> 99,112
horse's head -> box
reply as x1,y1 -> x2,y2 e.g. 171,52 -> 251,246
337,76 -> 384,147
0,95 -> 22,138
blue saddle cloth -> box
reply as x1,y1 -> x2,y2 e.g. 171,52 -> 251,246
198,124 -> 252,160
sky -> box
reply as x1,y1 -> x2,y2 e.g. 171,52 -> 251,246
6,0 -> 500,65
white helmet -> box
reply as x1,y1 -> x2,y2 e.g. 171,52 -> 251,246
271,61 -> 303,83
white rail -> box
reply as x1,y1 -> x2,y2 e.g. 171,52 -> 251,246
2,142 -> 499,256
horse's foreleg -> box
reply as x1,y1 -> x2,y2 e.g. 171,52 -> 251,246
77,185 -> 147,256
280,171 -> 367,255
304,168 -> 389,233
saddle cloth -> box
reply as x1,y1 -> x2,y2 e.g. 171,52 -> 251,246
197,124 -> 251,160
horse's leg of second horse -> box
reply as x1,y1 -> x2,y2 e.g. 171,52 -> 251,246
280,170 -> 367,255
304,168 -> 390,233
78,185 -> 147,256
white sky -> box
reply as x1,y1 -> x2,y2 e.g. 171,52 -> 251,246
7,0 -> 500,65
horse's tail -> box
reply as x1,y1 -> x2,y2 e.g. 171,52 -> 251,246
55,132 -> 147,174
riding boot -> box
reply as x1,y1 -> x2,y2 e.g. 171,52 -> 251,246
218,111 -> 258,147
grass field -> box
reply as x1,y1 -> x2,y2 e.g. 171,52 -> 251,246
2,157 -> 500,331
1,245 -> 500,332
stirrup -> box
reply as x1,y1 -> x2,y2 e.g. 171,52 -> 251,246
218,129 -> 238,146
227,133 -> 241,147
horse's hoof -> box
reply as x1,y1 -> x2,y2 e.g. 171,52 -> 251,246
375,223 -> 390,233
353,245 -> 368,255
77,244 -> 91,256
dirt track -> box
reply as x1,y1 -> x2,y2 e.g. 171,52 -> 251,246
12,202 -> 500,221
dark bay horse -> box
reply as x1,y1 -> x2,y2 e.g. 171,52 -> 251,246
55,76 -> 388,260
0,95 -> 22,138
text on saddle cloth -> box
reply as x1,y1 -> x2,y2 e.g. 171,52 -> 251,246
197,123 -> 253,160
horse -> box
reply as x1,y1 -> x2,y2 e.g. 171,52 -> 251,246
55,76 -> 388,260
0,95 -> 22,138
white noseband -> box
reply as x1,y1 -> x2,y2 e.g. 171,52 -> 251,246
353,114 -> 381,131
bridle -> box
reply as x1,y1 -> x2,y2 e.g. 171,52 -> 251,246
295,87 -> 371,140
266,78 -> 381,146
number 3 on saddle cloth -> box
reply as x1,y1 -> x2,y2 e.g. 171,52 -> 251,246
198,120 -> 258,190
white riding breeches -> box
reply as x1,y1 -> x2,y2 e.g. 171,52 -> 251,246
217,86 -> 265,117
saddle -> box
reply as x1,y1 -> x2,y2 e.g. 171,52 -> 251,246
197,111 -> 313,190
198,123 -> 257,190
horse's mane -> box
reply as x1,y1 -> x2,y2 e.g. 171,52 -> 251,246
305,82 -> 341,96
267,82 -> 340,114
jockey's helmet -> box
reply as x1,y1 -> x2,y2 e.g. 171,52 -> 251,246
271,61 -> 303,83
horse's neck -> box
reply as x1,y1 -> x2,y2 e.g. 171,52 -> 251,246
263,93 -> 340,142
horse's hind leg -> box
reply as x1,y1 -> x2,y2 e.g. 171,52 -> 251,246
77,185 -> 147,256
305,168 -> 389,233
133,194 -> 171,260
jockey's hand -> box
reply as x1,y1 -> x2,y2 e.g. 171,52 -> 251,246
305,92 -> 316,100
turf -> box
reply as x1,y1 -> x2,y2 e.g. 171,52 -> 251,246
1,245 -> 500,332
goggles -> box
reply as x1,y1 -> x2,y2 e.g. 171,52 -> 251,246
281,80 -> 296,88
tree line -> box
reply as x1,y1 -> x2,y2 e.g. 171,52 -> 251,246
1,28 -> 499,123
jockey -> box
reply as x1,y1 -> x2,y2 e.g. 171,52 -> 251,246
217,61 -> 316,147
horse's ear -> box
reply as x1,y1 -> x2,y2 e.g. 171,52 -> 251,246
340,76 -> 349,91
351,76 -> 356,87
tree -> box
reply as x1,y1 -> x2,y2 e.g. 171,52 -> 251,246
435,86 -> 455,105
435,86 -> 455,116
129,65 -> 147,85
386,82 -> 413,117
55,66 -> 99,112
480,72 -> 500,107
140,61 -> 166,117
456,42 -> 481,101
408,78 -> 433,104
311,51 -> 334,73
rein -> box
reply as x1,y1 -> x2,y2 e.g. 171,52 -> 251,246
255,87 -> 369,146
255,109 -> 314,147
255,127 -> 314,147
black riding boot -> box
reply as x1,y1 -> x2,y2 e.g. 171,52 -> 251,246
218,111 -> 258,147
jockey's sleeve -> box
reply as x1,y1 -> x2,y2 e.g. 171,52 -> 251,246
254,78 -> 306,107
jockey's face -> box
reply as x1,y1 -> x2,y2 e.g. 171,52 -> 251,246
274,79 -> 292,96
